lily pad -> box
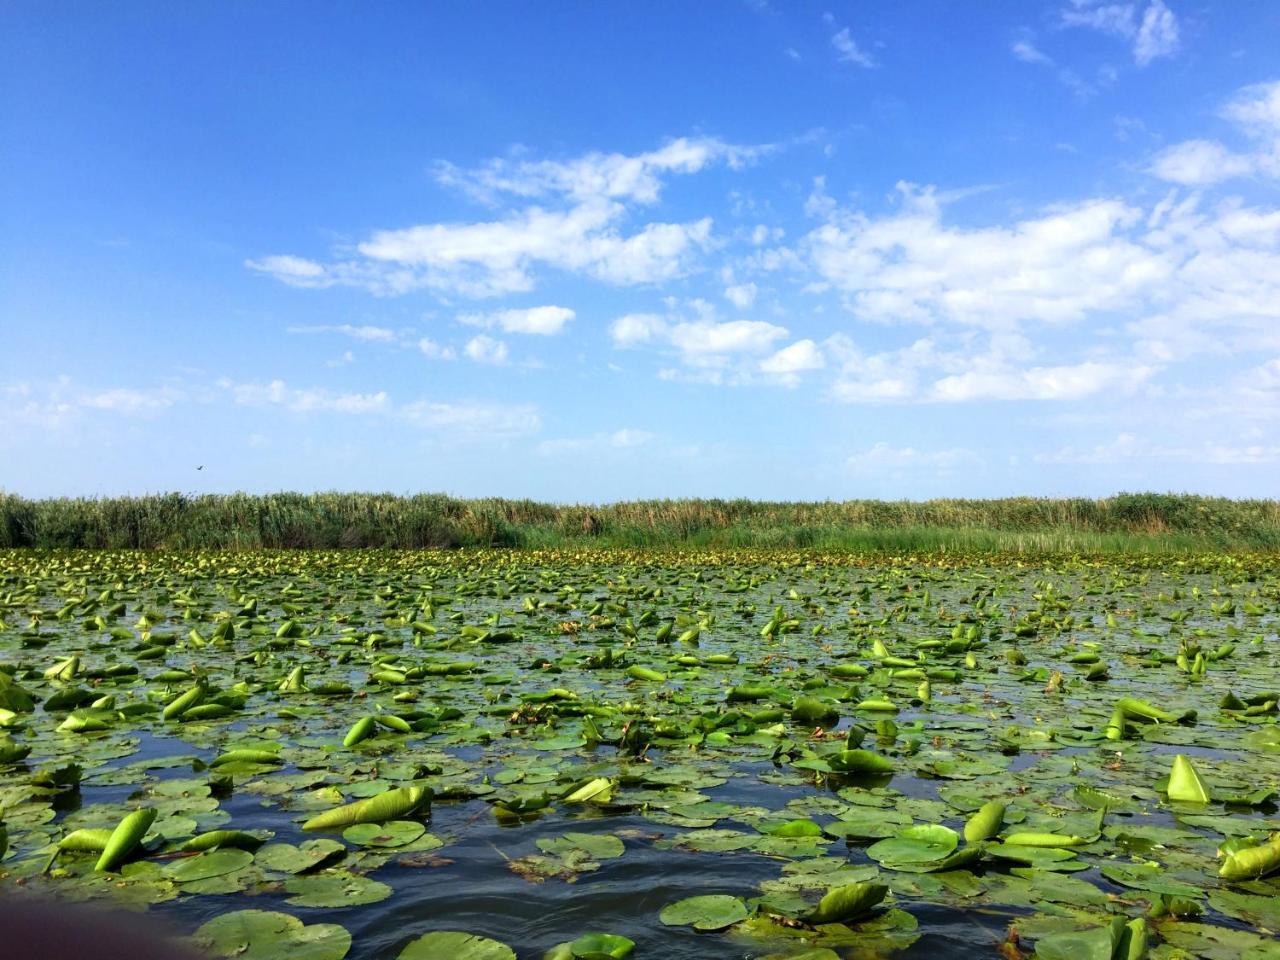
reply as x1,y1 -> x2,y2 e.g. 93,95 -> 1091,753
194,909 -> 351,960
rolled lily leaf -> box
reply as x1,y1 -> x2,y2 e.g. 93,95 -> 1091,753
1104,707 -> 1128,740
183,829 -> 266,852
1219,834 -> 1280,881
211,748 -> 281,767
1166,754 -> 1211,804
561,777 -> 616,804
95,807 -> 156,872
1116,697 -> 1195,725
803,881 -> 889,924
163,684 -> 204,720
376,714 -> 412,733
625,665 -> 665,682
963,800 -> 1005,842
792,697 -> 839,726
0,737 -> 31,764
302,785 -> 430,831
58,827 -> 113,852
828,749 -> 894,774
1117,917 -> 1148,960
344,715 -> 376,747
1001,830 -> 1090,847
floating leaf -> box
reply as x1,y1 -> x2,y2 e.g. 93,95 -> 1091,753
194,909 -> 351,960
659,894 -> 750,930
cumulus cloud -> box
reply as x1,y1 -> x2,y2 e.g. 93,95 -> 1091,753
760,339 -> 825,381
463,335 -> 510,365
1149,139 -> 1256,185
805,182 -> 1168,328
610,313 -> 670,347
667,319 -> 789,357
417,337 -> 456,360
929,360 -> 1154,402
249,138 -> 758,298
724,282 -> 758,309
459,305 -> 575,335
1150,80 -> 1280,185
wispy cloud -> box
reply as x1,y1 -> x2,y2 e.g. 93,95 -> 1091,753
537,427 -> 656,457
286,324 -> 398,342
220,378 -> 390,414
831,26 -> 877,69
1060,0 -> 1180,66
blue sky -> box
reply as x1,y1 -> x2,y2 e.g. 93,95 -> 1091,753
3,1 -> 1279,502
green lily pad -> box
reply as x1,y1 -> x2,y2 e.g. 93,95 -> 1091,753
343,820 -> 425,848
283,870 -> 392,908
163,848 -> 255,882
659,893 -> 751,930
398,932 -> 517,960
193,909 -> 351,960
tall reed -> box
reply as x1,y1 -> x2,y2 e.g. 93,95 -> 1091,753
2,491 -> 1277,552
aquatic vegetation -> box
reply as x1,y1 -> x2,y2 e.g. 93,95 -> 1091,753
0,547 -> 1278,958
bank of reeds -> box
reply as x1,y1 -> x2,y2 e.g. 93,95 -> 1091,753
1,492 -> 1278,553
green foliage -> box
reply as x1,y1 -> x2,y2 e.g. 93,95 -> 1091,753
2,491 -> 1280,551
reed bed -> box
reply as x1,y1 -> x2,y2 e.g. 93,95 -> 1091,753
2,492 -> 1279,552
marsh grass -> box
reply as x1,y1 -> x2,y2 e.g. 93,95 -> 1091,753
2,492 -> 1278,553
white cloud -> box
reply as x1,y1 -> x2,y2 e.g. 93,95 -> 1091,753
459,305 -> 574,335
610,313 -> 669,347
825,332 -> 1157,406
806,182 -> 1168,328
831,27 -> 877,68
1009,34 -> 1099,98
464,335 -> 510,365
220,378 -> 389,414
248,138 -> 748,298
400,400 -> 541,439
1149,139 -> 1255,185
248,203 -> 714,298
667,319 -> 788,357
609,428 -> 654,448
1011,40 -> 1052,65
724,282 -> 758,309
417,337 -> 456,360
537,427 -> 656,456
244,255 -> 328,285
286,324 -> 397,342
435,136 -> 766,206
760,339 -> 825,380
81,387 -> 184,413
847,443 -> 980,475
929,360 -> 1154,402
1134,0 -> 1180,66
1060,1 -> 1180,65
1152,81 -> 1280,186
1061,2 -> 1137,36
2,379 -> 188,428
1036,432 -> 1280,464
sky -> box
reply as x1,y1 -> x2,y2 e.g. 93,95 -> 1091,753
2,1 -> 1280,502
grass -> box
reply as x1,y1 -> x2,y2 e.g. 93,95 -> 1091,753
3,491 -> 1280,553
